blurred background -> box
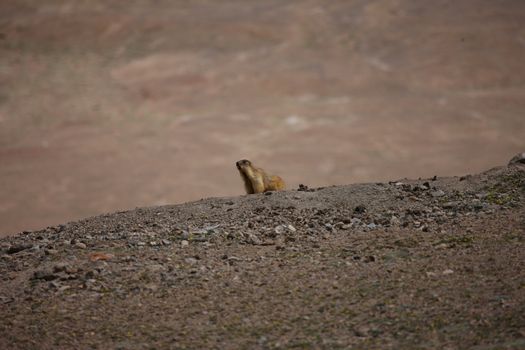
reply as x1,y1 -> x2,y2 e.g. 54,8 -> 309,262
1,0 -> 524,237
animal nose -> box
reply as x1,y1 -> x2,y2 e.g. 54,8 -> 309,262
236,161 -> 240,168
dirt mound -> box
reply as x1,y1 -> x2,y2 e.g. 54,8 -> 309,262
1,163 -> 524,349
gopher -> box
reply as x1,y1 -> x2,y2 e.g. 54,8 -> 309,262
236,159 -> 285,194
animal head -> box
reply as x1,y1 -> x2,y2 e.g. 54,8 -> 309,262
236,159 -> 252,171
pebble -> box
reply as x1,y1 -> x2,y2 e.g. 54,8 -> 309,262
354,205 -> 367,214
508,152 -> 525,165
45,249 -> 59,255
442,269 -> 454,275
75,242 -> 87,249
89,253 -> 114,262
390,216 -> 401,226
33,270 -> 57,281
7,244 -> 32,254
185,257 -> 198,265
246,232 -> 262,245
431,190 -> 445,198
442,202 -> 458,209
181,240 -> 189,248
144,283 -> 159,292
53,262 -> 70,273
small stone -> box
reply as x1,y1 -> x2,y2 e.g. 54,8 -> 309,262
287,224 -> 297,232
298,184 -> 309,191
89,253 -> 114,262
366,223 -> 377,230
258,336 -> 268,346
45,249 -> 59,255
442,269 -> 454,275
274,225 -> 285,234
7,244 -> 32,254
364,255 -> 376,263
161,239 -> 171,245
431,190 -> 445,198
53,262 -> 70,273
33,270 -> 57,281
74,242 -> 87,249
1,254 -> 13,261
144,283 -> 159,292
181,240 -> 189,248
227,256 -> 242,262
246,232 -> 262,245
185,257 -> 198,265
354,205 -> 366,214
390,216 -> 401,226
334,222 -> 344,229
58,285 -> 71,293
508,152 -> 525,165
49,281 -> 61,289
442,202 -> 458,209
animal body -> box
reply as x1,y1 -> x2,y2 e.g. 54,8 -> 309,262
236,159 -> 285,194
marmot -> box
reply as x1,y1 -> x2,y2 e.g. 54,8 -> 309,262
236,159 -> 285,194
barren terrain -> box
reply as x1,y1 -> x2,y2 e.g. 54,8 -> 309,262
0,161 -> 524,349
1,0 -> 525,236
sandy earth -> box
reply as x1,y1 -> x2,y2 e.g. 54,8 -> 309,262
0,161 -> 523,349
1,0 -> 525,236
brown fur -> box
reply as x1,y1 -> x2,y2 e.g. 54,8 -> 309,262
236,159 -> 285,194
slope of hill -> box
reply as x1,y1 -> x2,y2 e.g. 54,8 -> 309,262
1,160 -> 523,349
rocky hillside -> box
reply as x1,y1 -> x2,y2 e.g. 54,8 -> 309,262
1,159 -> 524,349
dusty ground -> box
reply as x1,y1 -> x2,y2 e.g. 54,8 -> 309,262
0,161 -> 523,349
1,0 -> 525,236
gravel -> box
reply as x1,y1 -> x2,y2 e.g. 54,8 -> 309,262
0,162 -> 524,349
